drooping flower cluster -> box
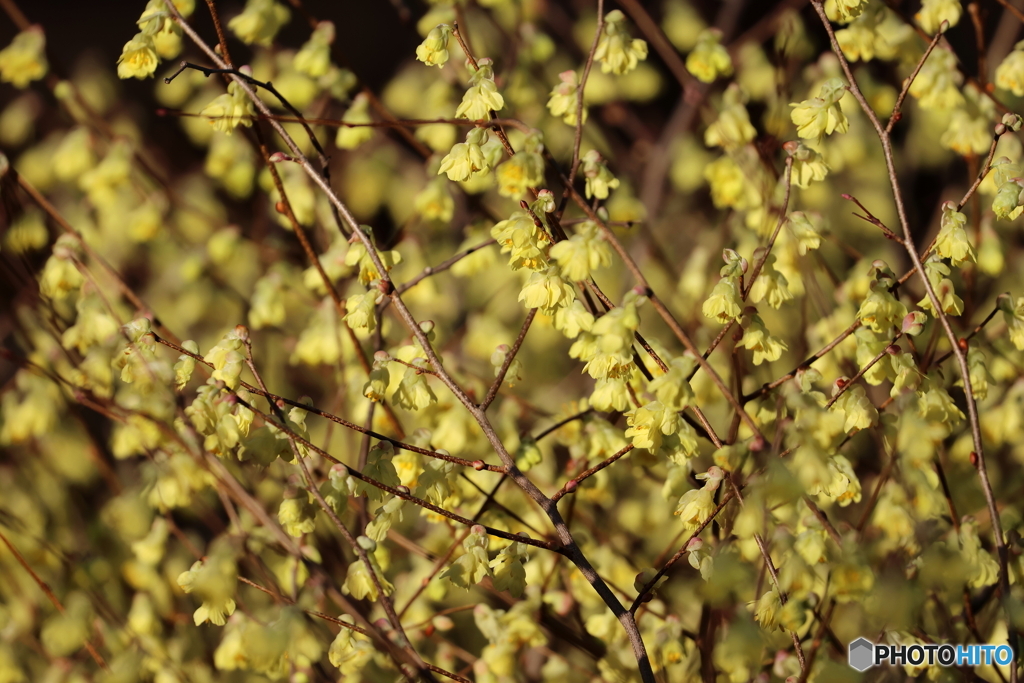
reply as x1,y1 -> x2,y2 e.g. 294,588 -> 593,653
595,10 -> 649,75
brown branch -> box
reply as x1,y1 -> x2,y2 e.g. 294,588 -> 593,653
886,24 -> 946,133
743,156 -> 795,298
995,0 -> 1024,24
629,492 -> 736,613
481,308 -> 536,411
152,334 -> 502,472
0,528 -> 109,670
823,334 -> 902,410
165,7 -> 657,680
567,0 -> 604,193
809,8 -> 1007,632
551,445 -> 636,503
202,0 -> 233,67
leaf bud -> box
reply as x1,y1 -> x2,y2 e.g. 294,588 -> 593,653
1001,113 -> 1023,132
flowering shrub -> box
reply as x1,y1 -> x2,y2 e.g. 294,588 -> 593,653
3,1 -> 1024,682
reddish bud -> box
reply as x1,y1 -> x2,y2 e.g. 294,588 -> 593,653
274,201 -> 287,215
564,480 -> 578,494
423,624 -> 435,637
835,378 -> 848,389
472,460 -> 486,471
958,338 -> 969,351
970,452 -> 978,468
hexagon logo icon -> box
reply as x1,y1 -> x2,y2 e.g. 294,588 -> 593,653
848,637 -> 875,672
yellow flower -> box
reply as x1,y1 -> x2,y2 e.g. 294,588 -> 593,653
704,86 -> 755,149
295,21 -> 334,77
117,32 -> 158,80
553,299 -> 595,338
624,401 -> 680,452
995,42 -> 1024,96
335,93 -> 373,149
496,147 -> 544,197
416,24 -> 452,68
915,0 -> 962,34
414,177 -> 455,221
999,295 -> 1024,350
933,201 -> 975,266
739,310 -> 788,365
941,107 -> 992,157
176,547 -> 238,626
547,70 -> 587,125
590,377 -> 630,412
439,128 -> 491,182
702,276 -> 742,324
747,255 -> 793,308
703,155 -> 750,209
549,220 -> 612,281
790,78 -> 849,141
228,0 -> 291,46
0,26 -> 48,88
441,526 -> 491,589
788,142 -> 829,188
909,48 -> 964,110
753,589 -> 782,630
328,617 -> 375,676
518,267 -> 575,312
675,467 -> 724,529
686,29 -> 732,83
278,494 -> 317,537
138,3 -> 184,60
595,10 -> 649,75
581,149 -> 620,200
825,0 -> 869,23
491,207 -> 551,271
829,381 -> 878,433
395,360 -> 437,411
857,278 -> 907,334
342,541 -> 394,601
362,363 -> 390,402
455,58 -> 504,120
200,80 -> 256,134
343,290 -> 381,333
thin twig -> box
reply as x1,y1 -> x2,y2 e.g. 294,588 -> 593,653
567,0 -> 604,193
481,309 -> 536,410
629,492 -> 736,613
152,334 -> 503,472
824,334 -> 902,410
551,445 -> 636,503
0,528 -> 109,670
165,7 -> 657,679
743,157 -> 795,298
886,24 -> 946,133
809,9 -> 1008,646
994,0 -> 1024,24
